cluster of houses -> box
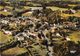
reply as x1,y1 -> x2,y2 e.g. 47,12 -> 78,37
0,8 -> 80,56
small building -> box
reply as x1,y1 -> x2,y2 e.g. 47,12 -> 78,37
65,37 -> 71,41
70,50 -> 76,54
3,30 -> 12,35
15,32 -> 27,41
16,36 -> 24,41
1,20 -> 9,24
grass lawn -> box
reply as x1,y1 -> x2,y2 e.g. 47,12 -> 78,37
0,31 -> 13,43
61,13 -> 80,18
47,6 -> 68,11
0,31 -> 14,47
2,47 -> 27,56
68,4 -> 77,7
0,6 -> 3,10
33,45 -> 47,56
5,6 -> 13,10
0,11 -> 11,16
22,12 -> 32,16
69,31 -> 80,43
0,6 -> 12,16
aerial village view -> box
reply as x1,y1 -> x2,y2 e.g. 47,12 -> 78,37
0,0 -> 80,56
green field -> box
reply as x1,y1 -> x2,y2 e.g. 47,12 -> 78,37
0,31 -> 13,43
47,6 -> 68,11
69,31 -> 80,43
0,31 -> 15,47
2,47 -> 28,56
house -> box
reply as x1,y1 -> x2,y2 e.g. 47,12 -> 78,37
16,36 -> 24,41
1,20 -> 9,24
0,8 -> 11,12
15,32 -> 29,41
70,9 -> 76,14
56,33 -> 61,37
15,33 -> 25,41
2,30 -> 12,35
65,37 -> 71,41
70,50 -> 76,54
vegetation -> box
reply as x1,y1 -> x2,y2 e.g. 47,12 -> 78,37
69,31 -> 80,43
1,47 -> 28,56
0,0 -> 80,56
0,31 -> 13,44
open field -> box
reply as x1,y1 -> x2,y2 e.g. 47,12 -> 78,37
1,47 -> 27,56
61,13 -> 80,18
47,6 -> 68,11
0,31 -> 13,44
69,31 -> 80,43
0,31 -> 15,48
0,11 -> 11,16
0,6 -> 3,10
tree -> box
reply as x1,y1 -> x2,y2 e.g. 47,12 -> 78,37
10,0 -> 19,7
30,0 -> 53,9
